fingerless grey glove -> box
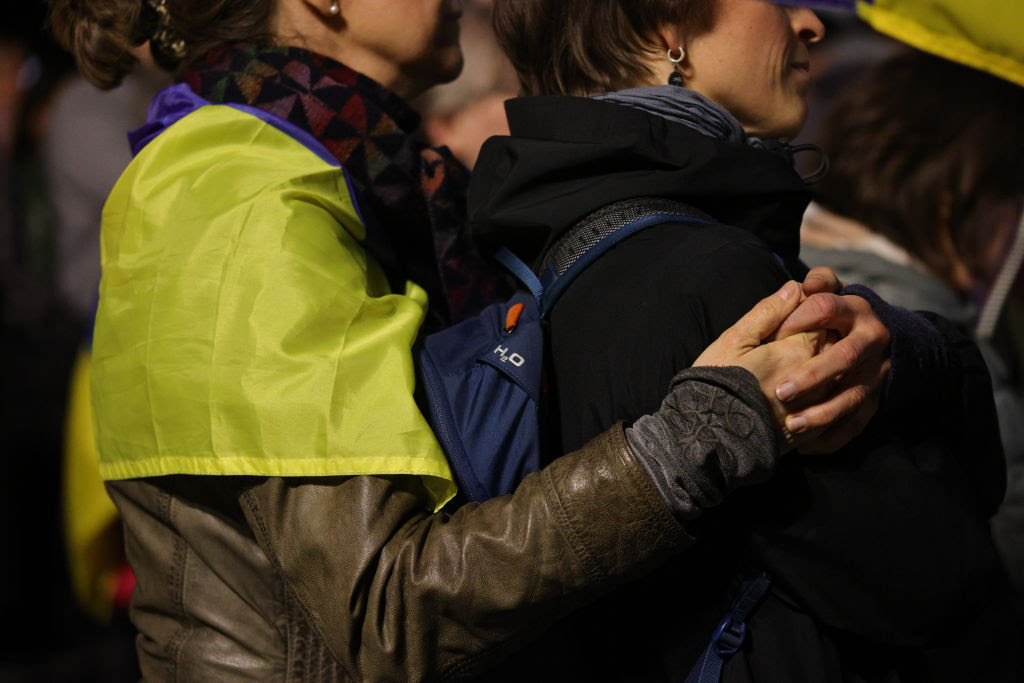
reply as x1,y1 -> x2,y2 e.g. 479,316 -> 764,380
625,366 -> 780,521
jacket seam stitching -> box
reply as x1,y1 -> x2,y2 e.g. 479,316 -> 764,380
163,490 -> 194,682
541,463 -> 606,583
616,431 -> 680,535
241,488 -> 358,682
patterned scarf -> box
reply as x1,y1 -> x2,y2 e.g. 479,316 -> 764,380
181,43 -> 511,329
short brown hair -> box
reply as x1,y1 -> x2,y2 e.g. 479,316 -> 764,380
815,50 -> 1024,291
48,0 -> 273,89
493,0 -> 716,96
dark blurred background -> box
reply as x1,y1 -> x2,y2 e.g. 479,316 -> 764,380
0,2 -> 1020,681
1,2 -> 138,680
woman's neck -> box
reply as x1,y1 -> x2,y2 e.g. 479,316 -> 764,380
269,6 -> 420,100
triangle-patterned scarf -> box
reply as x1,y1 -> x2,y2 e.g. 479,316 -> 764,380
181,43 -> 511,329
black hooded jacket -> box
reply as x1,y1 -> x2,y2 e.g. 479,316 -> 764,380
467,96 -> 1020,681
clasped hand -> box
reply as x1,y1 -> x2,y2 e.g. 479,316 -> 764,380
694,267 -> 891,454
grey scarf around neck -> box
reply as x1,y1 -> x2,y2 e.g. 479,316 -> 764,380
593,85 -> 772,151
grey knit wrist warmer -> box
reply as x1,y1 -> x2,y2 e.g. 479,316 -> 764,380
625,366 -> 780,521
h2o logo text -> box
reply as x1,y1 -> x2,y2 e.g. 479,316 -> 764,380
493,345 -> 525,367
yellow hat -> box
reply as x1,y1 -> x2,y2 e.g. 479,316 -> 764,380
778,0 -> 1024,86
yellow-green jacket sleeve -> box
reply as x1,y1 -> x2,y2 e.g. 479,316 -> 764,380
92,105 -> 455,508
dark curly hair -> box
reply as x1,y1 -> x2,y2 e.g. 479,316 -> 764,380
48,0 -> 273,89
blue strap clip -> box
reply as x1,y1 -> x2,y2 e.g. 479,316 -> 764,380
685,574 -> 771,683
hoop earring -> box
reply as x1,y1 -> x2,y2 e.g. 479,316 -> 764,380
328,0 -> 340,15
667,46 -> 685,86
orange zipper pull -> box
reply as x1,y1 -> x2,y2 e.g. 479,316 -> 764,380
503,303 -> 525,334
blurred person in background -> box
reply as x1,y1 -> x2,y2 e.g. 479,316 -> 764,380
1,29 -> 70,328
789,9 -> 899,179
800,47 -> 1024,614
1,7 -> 139,681
0,38 -> 24,297
44,45 -> 166,325
417,0 -> 518,168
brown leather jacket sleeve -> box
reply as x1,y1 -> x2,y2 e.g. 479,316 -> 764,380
239,424 -> 690,681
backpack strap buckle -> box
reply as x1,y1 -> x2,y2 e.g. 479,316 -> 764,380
711,615 -> 747,655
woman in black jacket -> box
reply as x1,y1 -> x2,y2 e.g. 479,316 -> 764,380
469,0 -> 1021,679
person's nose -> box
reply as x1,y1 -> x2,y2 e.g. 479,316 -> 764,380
791,8 -> 825,44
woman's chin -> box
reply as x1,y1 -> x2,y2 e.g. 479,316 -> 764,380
402,50 -> 464,99
426,48 -> 466,87
745,112 -> 806,141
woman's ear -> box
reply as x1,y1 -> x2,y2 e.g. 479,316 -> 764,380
655,24 -> 693,84
294,0 -> 342,22
655,25 -> 682,54
272,0 -> 344,54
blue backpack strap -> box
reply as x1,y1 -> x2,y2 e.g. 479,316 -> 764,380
495,247 -> 544,304
421,197 -> 715,503
535,197 -> 715,317
685,574 -> 772,683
